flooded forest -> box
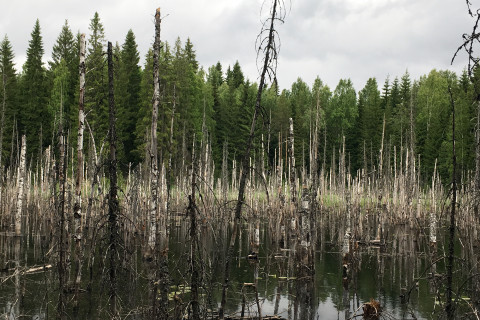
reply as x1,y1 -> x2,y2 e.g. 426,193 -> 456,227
2,1 -> 480,319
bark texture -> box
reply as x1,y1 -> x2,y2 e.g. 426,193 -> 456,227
15,135 -> 26,236
73,33 -> 86,299
107,41 -> 119,318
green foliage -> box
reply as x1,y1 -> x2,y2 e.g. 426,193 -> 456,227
326,78 -> 357,157
50,21 -> 79,142
2,16 -> 479,188
20,19 -> 50,159
416,70 -> 453,180
116,29 -> 142,167
85,12 -> 107,147
289,77 -> 312,164
356,78 -> 382,171
133,49 -> 154,163
226,61 -> 244,89
48,59 -> 70,133
0,35 -> 18,167
454,71 -> 476,174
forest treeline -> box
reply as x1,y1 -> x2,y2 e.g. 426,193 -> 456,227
0,13 -> 476,185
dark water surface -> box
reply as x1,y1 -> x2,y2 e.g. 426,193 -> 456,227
0,220 -> 477,319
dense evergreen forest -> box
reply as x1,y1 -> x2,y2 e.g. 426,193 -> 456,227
0,12 -> 475,185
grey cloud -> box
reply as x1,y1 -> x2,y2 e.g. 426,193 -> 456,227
1,0 -> 475,91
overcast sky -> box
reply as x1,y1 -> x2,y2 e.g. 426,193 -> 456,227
1,0 -> 476,91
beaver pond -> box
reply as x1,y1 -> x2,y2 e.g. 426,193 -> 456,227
1,215 -> 478,320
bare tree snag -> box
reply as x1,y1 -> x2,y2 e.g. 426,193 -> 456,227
73,33 -> 86,301
149,8 -> 161,251
0,63 -> 6,177
15,135 -> 26,236
445,86 -> 457,320
289,118 -> 297,207
57,129 -> 67,320
219,0 -> 283,318
188,139 -> 200,320
476,101 -> 480,214
149,9 -> 169,320
107,41 -> 119,318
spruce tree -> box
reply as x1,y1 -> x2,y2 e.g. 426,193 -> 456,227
134,49 -> 154,162
21,19 -> 49,159
50,20 -> 79,136
50,20 -> 77,70
357,78 -> 382,171
208,62 -> 225,165
326,79 -> 357,149
117,29 -> 142,166
398,71 -> 412,148
184,38 -> 198,72
226,61 -> 244,89
86,12 -> 107,145
389,76 -> 402,149
0,35 -> 18,168
48,59 -> 70,133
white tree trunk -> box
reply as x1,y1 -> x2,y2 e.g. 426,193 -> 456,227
75,33 -> 86,243
149,8 -> 161,249
476,100 -> 480,213
15,135 -> 26,236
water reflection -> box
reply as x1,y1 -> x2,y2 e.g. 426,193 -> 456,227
0,219 -> 479,319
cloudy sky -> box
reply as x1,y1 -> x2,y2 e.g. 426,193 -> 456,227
1,0 -> 476,91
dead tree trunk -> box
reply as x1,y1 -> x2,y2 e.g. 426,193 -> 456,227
445,86 -> 457,320
0,69 -> 5,216
57,130 -> 67,320
0,65 -> 6,176
148,8 -> 161,250
167,85 -> 176,219
15,135 -> 26,236
107,41 -> 119,319
73,33 -> 86,303
150,9 -> 169,320
475,100 -> 480,215
149,8 -> 161,251
289,118 -> 297,207
298,185 -> 312,273
219,0 -> 282,317
308,90 -> 321,258
188,139 -> 200,320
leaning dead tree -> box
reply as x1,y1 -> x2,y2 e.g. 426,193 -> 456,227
219,0 -> 285,318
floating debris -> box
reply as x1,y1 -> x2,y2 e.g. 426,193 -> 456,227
362,298 -> 382,319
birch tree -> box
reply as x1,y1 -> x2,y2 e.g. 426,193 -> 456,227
15,135 -> 26,236
73,33 -> 86,303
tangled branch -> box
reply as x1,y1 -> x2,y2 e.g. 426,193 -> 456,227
452,1 -> 480,79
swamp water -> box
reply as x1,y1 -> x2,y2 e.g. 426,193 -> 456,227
0,218 -> 478,319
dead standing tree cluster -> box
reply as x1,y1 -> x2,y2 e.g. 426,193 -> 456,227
219,0 -> 287,318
